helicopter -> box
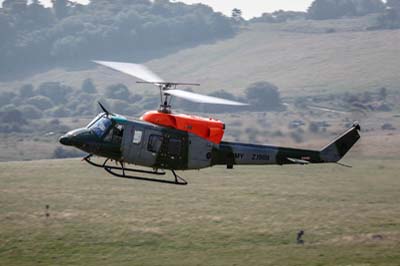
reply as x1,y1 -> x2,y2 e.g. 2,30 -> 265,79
59,61 -> 361,185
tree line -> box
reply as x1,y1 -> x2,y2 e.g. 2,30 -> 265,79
0,79 -> 284,133
0,0 -> 236,78
250,0 -> 400,29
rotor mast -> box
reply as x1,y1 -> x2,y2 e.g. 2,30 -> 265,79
137,81 -> 200,113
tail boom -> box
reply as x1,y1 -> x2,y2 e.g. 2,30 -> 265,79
211,123 -> 361,167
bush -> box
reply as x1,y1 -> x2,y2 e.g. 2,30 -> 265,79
0,123 -> 23,133
245,81 -> 284,111
81,78 -> 97,94
48,106 -> 71,118
309,122 -> 320,133
0,104 -> 17,112
0,91 -> 16,107
142,96 -> 159,110
130,94 -> 143,103
19,104 -> 43,119
379,0 -> 400,28
0,108 -> 26,124
19,84 -> 35,98
125,105 -> 141,116
37,82 -> 72,104
382,123 -> 396,130
307,0 -> 385,20
75,102 -> 96,116
26,95 -> 54,110
105,83 -> 131,100
290,130 -> 304,143
111,99 -> 131,114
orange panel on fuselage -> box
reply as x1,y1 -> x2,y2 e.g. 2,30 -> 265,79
141,111 -> 225,144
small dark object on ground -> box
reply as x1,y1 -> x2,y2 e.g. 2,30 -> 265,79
45,205 -> 50,218
372,234 -> 383,241
297,230 -> 304,244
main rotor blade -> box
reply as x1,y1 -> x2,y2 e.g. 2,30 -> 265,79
94,60 -> 164,83
164,89 -> 248,106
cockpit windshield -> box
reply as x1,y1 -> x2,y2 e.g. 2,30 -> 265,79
87,113 -> 105,128
88,117 -> 112,137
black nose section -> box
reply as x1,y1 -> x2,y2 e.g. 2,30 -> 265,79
59,135 -> 72,146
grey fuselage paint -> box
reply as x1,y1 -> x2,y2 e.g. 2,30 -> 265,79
61,115 -> 360,171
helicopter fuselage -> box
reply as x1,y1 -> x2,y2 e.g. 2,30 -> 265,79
59,112 -> 361,172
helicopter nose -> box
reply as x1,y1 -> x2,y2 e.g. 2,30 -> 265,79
59,134 -> 72,146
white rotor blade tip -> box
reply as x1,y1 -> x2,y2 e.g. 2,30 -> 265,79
93,60 -> 164,83
164,89 -> 248,106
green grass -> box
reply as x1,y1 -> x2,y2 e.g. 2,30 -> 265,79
1,157 -> 400,265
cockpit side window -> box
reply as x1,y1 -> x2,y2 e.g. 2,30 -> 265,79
89,117 -> 112,138
104,123 -> 124,144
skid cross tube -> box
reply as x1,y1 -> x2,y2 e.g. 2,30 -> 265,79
83,155 -> 187,185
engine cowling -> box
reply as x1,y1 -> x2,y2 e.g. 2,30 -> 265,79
141,111 -> 225,144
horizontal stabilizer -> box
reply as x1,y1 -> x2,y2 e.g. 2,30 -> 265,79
287,158 -> 310,165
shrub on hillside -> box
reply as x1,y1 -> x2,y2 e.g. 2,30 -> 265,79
0,104 -> 17,112
19,104 -> 43,119
105,83 -> 131,100
75,102 -> 96,116
26,95 -> 54,110
309,122 -> 320,133
142,96 -> 160,110
0,91 -> 16,107
307,0 -> 385,20
18,84 -> 35,99
37,82 -> 72,104
48,106 -> 71,118
111,100 -> 131,114
252,10 -> 306,23
0,108 -> 26,124
376,6 -> 400,29
81,78 -> 97,94
290,129 -> 304,143
245,81 -> 284,111
130,94 -> 143,103
109,99 -> 140,116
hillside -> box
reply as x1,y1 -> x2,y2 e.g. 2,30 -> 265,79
1,18 -> 399,96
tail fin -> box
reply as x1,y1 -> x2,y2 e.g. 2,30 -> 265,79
320,123 -> 361,163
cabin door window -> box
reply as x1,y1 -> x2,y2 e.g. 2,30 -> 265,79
148,135 -> 163,153
168,138 -> 182,157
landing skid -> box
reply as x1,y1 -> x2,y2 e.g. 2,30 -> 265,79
83,154 -> 188,185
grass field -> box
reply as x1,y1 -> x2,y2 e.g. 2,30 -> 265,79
1,156 -> 400,265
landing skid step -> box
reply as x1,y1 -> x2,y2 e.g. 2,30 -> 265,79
83,154 -> 187,185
